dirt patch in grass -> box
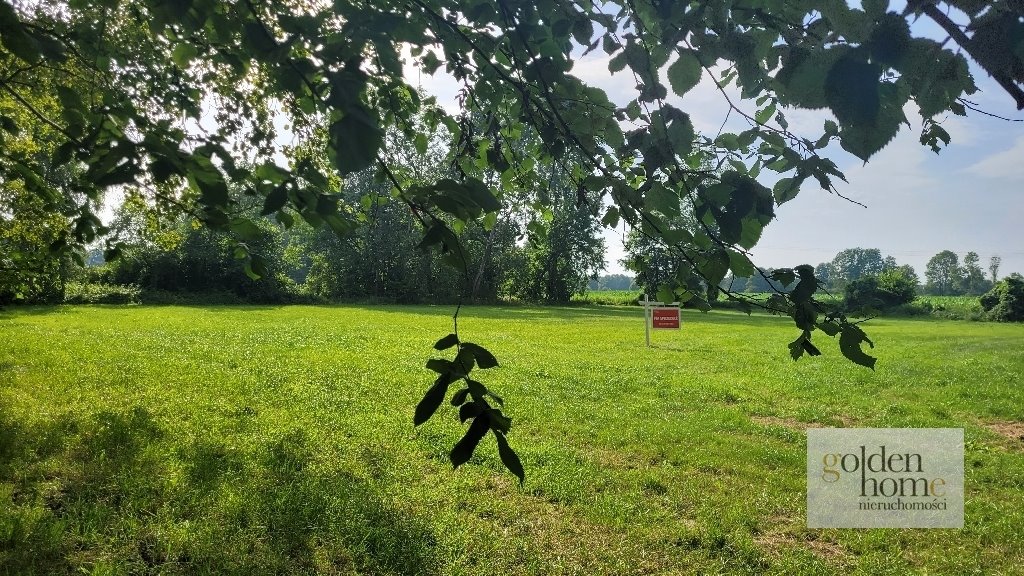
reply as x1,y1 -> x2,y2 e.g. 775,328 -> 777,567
754,531 -> 848,563
750,415 -> 854,430
984,421 -> 1024,446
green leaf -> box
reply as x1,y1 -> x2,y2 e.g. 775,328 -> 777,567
462,178 -> 501,212
755,102 -> 776,125
666,114 -> 694,155
450,387 -> 470,406
172,43 -> 198,67
434,333 -> 459,350
455,348 -> 476,374
414,374 -> 451,426
817,320 -> 841,336
601,206 -> 619,228
727,250 -> 755,278
667,49 -> 702,97
773,177 -> 799,205
838,83 -> 908,161
461,342 -> 498,369
0,115 -> 19,135
244,255 -> 268,280
608,51 -> 627,73
656,285 -> 674,304
450,414 -> 489,468
826,57 -> 881,127
230,218 -> 261,241
771,268 -> 796,287
839,324 -> 877,370
414,133 -> 428,154
255,162 -> 290,184
646,182 -> 680,218
329,105 -> 384,175
862,0 -> 889,17
261,185 -> 288,216
494,430 -> 525,484
788,333 -> 820,360
459,401 -> 483,423
0,2 -> 40,63
715,133 -> 739,151
425,358 -> 455,374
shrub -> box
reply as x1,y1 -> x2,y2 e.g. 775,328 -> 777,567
63,282 -> 141,304
845,269 -> 917,312
980,276 -> 1024,322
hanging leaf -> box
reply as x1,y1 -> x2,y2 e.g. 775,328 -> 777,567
329,105 -> 384,175
450,414 -> 490,468
414,374 -> 452,426
839,324 -> 877,370
494,430 -> 525,484
667,49 -> 702,97
433,333 -> 459,350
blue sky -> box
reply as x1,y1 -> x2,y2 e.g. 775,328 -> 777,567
409,11 -> 1024,280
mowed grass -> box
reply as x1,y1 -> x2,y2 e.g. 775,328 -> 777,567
1,305 -> 1022,575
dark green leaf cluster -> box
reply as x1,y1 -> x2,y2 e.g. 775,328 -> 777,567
416,333 -> 523,483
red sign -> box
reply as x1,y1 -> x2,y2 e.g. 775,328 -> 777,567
651,307 -> 680,329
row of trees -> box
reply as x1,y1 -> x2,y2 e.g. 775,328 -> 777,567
35,122 -> 610,306
812,248 -> 1003,296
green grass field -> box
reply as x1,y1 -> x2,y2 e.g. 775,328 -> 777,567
1,305 -> 1022,575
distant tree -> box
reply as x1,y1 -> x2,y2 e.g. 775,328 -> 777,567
592,274 -> 635,291
882,256 -> 898,271
814,262 -> 834,289
925,250 -> 962,295
742,270 -> 786,294
515,172 -> 605,304
827,248 -> 885,288
961,251 -> 989,295
896,264 -> 921,288
623,228 -> 686,297
989,256 -> 1002,285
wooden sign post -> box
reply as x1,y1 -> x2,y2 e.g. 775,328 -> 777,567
641,295 -> 681,347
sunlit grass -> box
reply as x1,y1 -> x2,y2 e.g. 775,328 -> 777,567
1,304 -> 1022,574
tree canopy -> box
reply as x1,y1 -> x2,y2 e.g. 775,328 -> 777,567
2,0 -> 1022,479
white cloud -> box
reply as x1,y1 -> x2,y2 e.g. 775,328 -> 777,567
965,135 -> 1024,180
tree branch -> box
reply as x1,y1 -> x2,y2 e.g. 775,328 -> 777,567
920,3 -> 1024,110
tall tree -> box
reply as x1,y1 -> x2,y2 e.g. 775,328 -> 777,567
515,163 -> 605,304
961,251 -> 988,295
989,255 -> 1002,284
827,248 -> 885,288
925,250 -> 962,296
896,264 -> 920,288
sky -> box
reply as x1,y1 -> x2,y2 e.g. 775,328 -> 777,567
406,12 -> 1024,281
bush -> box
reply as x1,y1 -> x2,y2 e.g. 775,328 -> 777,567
845,269 -> 917,312
980,276 -> 1024,322
63,282 -> 141,304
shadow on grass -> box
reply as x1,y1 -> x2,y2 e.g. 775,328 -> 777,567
0,405 -> 439,575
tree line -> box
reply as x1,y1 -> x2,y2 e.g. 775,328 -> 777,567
8,121 -> 610,306
725,247 -> 1010,297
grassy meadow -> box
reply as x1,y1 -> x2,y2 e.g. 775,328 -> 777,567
1,304 -> 1023,575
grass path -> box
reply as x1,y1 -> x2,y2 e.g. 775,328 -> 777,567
1,305 -> 1022,574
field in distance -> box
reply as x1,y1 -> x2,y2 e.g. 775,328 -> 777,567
1,305 -> 1022,575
